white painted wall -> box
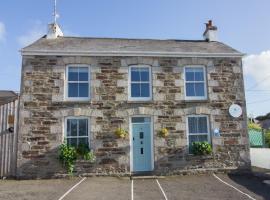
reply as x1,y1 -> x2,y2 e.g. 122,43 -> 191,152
250,148 -> 270,169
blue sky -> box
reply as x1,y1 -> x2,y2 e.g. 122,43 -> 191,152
0,0 -> 270,117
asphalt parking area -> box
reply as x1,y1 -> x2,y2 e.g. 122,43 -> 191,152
0,174 -> 269,200
0,177 -> 81,200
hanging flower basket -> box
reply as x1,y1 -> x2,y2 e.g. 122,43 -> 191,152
159,128 -> 169,138
115,128 -> 128,139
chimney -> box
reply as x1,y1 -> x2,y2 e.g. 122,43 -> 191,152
46,23 -> 63,39
46,0 -> 63,39
203,20 -> 218,42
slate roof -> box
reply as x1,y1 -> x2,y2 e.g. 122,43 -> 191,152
21,36 -> 243,57
0,91 -> 18,105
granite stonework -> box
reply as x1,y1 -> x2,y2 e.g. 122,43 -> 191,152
17,56 -> 250,178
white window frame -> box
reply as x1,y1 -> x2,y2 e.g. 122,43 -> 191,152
65,64 -> 91,101
186,115 -> 210,148
128,65 -> 152,101
184,65 -> 207,100
64,116 -> 90,148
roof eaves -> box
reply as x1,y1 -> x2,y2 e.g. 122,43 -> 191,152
21,50 -> 245,58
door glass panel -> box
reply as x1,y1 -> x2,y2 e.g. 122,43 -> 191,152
132,117 -> 151,123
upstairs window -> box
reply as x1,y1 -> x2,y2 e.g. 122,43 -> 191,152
185,66 -> 207,100
129,65 -> 152,101
66,65 -> 90,100
66,117 -> 89,148
187,115 -> 210,151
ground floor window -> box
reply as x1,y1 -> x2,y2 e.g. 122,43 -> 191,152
187,115 -> 210,150
65,117 -> 89,147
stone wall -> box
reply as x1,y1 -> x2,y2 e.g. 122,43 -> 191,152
17,56 -> 250,178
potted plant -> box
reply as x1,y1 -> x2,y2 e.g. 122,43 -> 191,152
159,128 -> 169,138
115,128 -> 128,139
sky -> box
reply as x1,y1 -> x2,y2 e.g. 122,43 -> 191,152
0,0 -> 270,117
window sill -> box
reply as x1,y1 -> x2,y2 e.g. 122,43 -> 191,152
183,99 -> 210,103
127,100 -> 154,104
52,101 -> 92,105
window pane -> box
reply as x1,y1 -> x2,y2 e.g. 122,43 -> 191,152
68,83 -> 78,97
131,68 -> 140,81
69,119 -> 77,136
78,83 -> 89,97
68,67 -> 78,81
186,83 -> 195,96
79,119 -> 88,136
198,117 -> 208,133
140,68 -> 149,81
131,83 -> 140,97
141,83 -> 150,97
195,71 -> 204,81
78,67 -> 89,81
67,119 -> 71,136
67,138 -> 77,147
189,135 -> 208,146
186,71 -> 194,81
78,138 -> 89,147
195,83 -> 205,96
188,117 -> 197,134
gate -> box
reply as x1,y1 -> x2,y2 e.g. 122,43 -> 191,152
248,128 -> 265,147
0,99 -> 19,178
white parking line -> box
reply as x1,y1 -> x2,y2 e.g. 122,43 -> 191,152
156,179 -> 168,200
213,174 -> 256,200
58,177 -> 87,200
131,179 -> 134,200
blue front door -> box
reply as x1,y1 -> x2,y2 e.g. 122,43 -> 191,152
132,117 -> 152,172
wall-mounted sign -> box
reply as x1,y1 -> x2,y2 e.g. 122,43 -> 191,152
229,104 -> 242,118
213,128 -> 220,137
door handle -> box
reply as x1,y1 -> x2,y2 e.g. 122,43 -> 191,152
133,137 -> 134,141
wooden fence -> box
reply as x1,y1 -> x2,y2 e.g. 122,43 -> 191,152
0,99 -> 19,178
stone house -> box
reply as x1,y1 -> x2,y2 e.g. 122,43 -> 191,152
17,20 -> 250,178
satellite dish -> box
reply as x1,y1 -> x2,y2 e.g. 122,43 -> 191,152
229,104 -> 242,118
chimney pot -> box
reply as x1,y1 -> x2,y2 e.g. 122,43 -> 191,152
46,23 -> 63,39
203,20 -> 218,42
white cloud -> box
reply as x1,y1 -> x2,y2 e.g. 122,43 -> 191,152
243,51 -> 270,90
0,21 -> 6,42
17,21 -> 46,47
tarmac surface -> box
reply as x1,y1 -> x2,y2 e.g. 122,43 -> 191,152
0,174 -> 269,200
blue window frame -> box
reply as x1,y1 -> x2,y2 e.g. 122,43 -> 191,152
66,66 -> 90,100
185,66 -> 207,100
129,66 -> 152,101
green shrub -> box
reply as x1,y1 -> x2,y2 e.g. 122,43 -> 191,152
191,142 -> 212,155
83,150 -> 96,162
265,131 -> 270,148
248,123 -> 261,131
59,143 -> 77,175
76,143 -> 90,157
59,142 -> 96,175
